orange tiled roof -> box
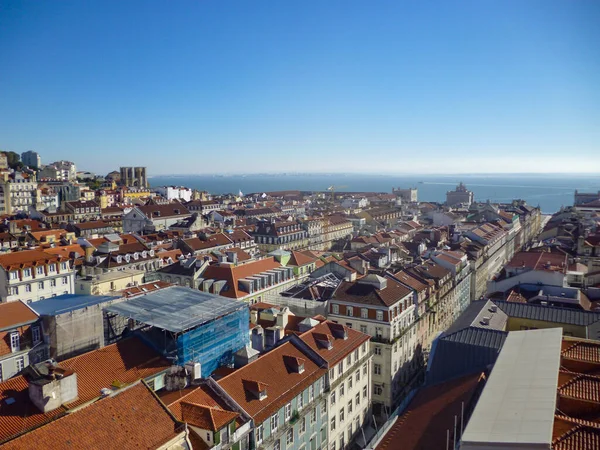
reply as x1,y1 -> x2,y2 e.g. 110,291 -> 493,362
202,257 -> 283,299
218,341 -> 325,423
0,336 -> 171,444
180,402 -> 239,431
0,301 -> 38,330
0,250 -> 64,271
0,382 -> 183,450
300,321 -> 370,366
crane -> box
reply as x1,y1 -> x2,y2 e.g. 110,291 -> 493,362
326,185 -> 348,207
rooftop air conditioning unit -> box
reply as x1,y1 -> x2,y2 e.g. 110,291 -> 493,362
185,362 -> 201,380
481,316 -> 491,325
489,305 -> 498,313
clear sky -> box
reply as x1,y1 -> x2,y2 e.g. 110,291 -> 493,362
1,0 -> 599,175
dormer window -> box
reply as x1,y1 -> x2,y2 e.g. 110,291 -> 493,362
284,355 -> 306,374
243,379 -> 268,400
48,264 -> 56,272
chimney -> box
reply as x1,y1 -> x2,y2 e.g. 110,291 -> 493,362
28,362 -> 78,413
250,309 -> 258,325
251,326 -> 265,352
276,307 -> 292,329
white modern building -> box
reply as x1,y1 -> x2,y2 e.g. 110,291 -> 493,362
155,186 -> 193,202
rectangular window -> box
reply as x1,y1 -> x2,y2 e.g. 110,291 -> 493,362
339,408 -> 345,423
354,349 -> 359,361
348,377 -> 353,390
300,417 -> 306,434
376,310 -> 384,321
362,364 -> 367,376
271,413 -> 279,432
61,262 -> 67,270
25,284 -> 32,293
10,332 -> 20,352
361,308 -> 368,318
274,439 -> 281,450
346,354 -> 352,366
340,436 -> 345,450
363,386 -> 367,400
375,327 -> 383,338
330,416 -> 336,431
355,393 -> 360,407
374,346 -> 382,355
16,357 -> 24,372
348,400 -> 353,414
49,264 -> 56,272
374,384 -> 383,396
38,281 -> 44,290
36,266 -> 44,275
309,385 -> 315,401
346,306 -> 353,317
285,402 -> 292,421
321,403 -> 327,417
9,271 -> 18,280
32,326 -> 41,344
340,383 -> 344,397
311,408 -> 316,423
9,286 -> 18,296
298,393 -> 304,410
23,268 -> 31,277
338,361 -> 343,376
332,304 -> 339,314
329,368 -> 335,381
50,279 -> 56,287
330,391 -> 336,405
355,371 -> 360,383
360,325 -> 367,334
62,277 -> 68,285
286,428 -> 294,445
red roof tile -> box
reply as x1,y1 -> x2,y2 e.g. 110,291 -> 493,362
0,301 -> 38,330
218,341 -> 325,423
0,382 -> 183,450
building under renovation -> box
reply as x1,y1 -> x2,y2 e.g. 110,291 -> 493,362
104,286 -> 249,377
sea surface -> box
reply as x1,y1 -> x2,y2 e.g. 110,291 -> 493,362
149,173 -> 600,214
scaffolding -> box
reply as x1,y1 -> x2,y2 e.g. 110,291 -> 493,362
104,286 -> 250,377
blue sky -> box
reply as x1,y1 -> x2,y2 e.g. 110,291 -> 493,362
1,0 -> 599,175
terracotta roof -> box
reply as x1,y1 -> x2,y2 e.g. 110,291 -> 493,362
562,341 -> 600,365
182,233 -> 233,251
334,278 -> 413,307
120,280 -> 172,298
300,321 -> 370,366
28,229 -> 68,242
180,401 -> 239,431
288,250 -> 317,267
201,257 -> 283,299
0,382 -> 183,450
0,250 -> 64,271
393,270 -> 429,293
138,203 -> 190,218
0,337 -> 171,444
375,373 -> 485,450
73,220 -> 113,230
218,341 -> 326,423
506,251 -> 567,273
0,301 -> 38,330
552,415 -> 600,450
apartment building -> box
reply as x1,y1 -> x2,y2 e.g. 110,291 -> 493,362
0,171 -> 38,215
218,340 -> 329,450
327,274 -> 417,414
0,250 -> 75,303
0,301 -> 47,381
300,322 -> 372,450
253,221 -> 310,253
63,200 -> 101,221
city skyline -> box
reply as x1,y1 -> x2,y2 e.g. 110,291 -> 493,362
1,1 -> 599,174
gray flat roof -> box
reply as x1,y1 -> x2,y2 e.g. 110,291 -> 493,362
104,286 -> 247,333
30,294 -> 122,316
493,300 -> 600,326
460,327 -> 562,449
